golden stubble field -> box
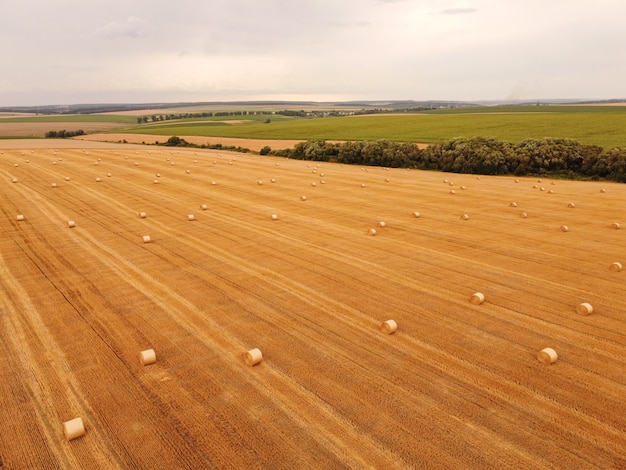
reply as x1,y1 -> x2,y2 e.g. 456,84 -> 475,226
1,140 -> 625,469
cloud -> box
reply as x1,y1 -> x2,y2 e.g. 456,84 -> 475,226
95,16 -> 150,39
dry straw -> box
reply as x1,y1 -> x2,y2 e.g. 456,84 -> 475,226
461,214 -> 469,220
188,214 -> 196,221
369,228 -> 377,236
576,303 -> 593,315
271,214 -> 279,221
142,235 -> 152,243
138,211 -> 147,218
560,225 -> 569,232
449,190 -> 456,194
611,222 -> 620,229
139,349 -> 156,366
413,212 -> 421,218
51,183 -> 57,188
67,220 -> 76,228
510,202 -> 517,207
63,417 -> 86,441
379,221 -> 386,228
568,202 -> 575,208
16,214 -> 25,221
610,261 -> 622,272
470,292 -> 485,305
300,195 -> 307,201
380,319 -> 398,334
201,204 -> 208,210
520,212 -> 528,218
537,347 -> 558,365
245,348 -> 263,366
12,178 -> 18,183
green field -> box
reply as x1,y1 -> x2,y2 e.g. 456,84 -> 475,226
112,106 -> 626,149
3,105 -> 626,149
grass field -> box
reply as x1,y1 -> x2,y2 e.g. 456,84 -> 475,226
116,109 -> 626,149
1,140 -> 625,468
2,105 -> 626,149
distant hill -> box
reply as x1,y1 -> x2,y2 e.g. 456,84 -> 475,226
1,98 -> 624,115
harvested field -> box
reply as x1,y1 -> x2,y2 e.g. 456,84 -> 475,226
1,141 -> 625,468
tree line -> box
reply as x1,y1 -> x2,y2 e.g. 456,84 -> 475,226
44,129 -> 85,138
274,137 -> 626,183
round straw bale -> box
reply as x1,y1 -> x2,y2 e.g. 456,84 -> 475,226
211,180 -> 217,185
17,214 -> 25,221
413,211 -> 421,218
96,178 -> 101,182
138,211 -> 147,218
320,173 -> 324,177
611,222 -> 620,229
153,180 -> 159,184
449,181 -> 454,186
537,179 -> 542,183
311,182 -> 317,187
320,180 -> 325,184
379,221 -> 386,228
67,220 -> 76,228
300,195 -> 307,201
270,213 -> 278,220
245,348 -> 263,366
271,178 -> 276,183
470,292 -> 485,305
449,190 -> 456,194
515,179 -> 519,183
188,214 -> 196,221
548,190 -> 554,194
510,202 -> 517,207
258,180 -> 263,185
63,417 -> 85,441
537,348 -> 558,365
540,187 -> 545,191
201,204 -> 208,210
12,178 -> 18,183
610,261 -> 622,272
139,349 -> 156,366
461,214 -> 469,220
361,183 -> 366,188
170,162 -> 175,166
443,179 -> 448,183
380,319 -> 398,334
576,302 -> 593,315
155,173 -> 161,177
600,188 -> 606,193
385,178 -> 390,182
142,235 -> 152,243
186,169 -> 190,174
460,185 -> 467,190
134,162 -> 139,166
560,225 -> 569,232
567,202 -> 575,208
14,163 -> 18,167
107,173 -> 112,177
51,183 -> 57,188
520,212 -> 528,218
369,228 -> 377,236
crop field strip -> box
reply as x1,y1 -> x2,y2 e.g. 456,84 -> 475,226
1,145 -> 625,468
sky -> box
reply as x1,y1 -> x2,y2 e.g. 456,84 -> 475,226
1,0 -> 625,106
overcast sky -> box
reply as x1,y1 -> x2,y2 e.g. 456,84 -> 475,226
1,0 -> 625,106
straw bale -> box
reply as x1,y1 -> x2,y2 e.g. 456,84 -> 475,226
537,348 -> 558,365
380,320 -> 398,335
63,417 -> 86,441
139,349 -> 156,365
245,348 -> 263,366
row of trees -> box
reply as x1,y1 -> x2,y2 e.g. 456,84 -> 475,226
278,137 -> 626,182
44,129 -> 85,138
